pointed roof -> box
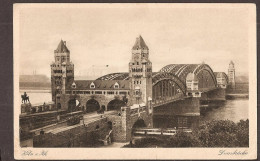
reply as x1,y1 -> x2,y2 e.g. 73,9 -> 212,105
230,61 -> 234,65
55,40 -> 70,53
132,35 -> 149,50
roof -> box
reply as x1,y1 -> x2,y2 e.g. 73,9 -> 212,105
66,80 -> 130,90
97,72 -> 160,81
132,35 -> 149,50
96,73 -> 130,80
230,61 -> 234,65
55,40 -> 70,53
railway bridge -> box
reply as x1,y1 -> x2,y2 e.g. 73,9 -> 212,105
23,35 -> 233,146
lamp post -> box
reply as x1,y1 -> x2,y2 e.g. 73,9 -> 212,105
148,96 -> 152,114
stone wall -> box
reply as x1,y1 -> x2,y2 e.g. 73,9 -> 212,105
107,106 -> 152,142
152,97 -> 200,129
33,117 -> 111,147
207,88 -> 226,101
60,93 -> 131,111
105,106 -> 152,143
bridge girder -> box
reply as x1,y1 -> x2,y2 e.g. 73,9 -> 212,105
152,72 -> 186,94
193,64 -> 218,88
159,64 -> 218,92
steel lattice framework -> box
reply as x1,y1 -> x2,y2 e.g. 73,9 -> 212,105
152,72 -> 186,94
96,64 -> 227,95
159,64 -> 218,89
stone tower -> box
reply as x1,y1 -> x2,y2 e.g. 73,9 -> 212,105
50,40 -> 74,107
129,35 -> 153,106
228,61 -> 235,88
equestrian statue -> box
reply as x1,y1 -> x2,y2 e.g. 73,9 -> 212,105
21,92 -> 30,104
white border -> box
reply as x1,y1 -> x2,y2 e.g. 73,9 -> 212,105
14,3 -> 257,160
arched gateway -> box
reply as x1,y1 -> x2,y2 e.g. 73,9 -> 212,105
107,99 -> 126,111
68,98 -> 80,112
86,99 -> 100,113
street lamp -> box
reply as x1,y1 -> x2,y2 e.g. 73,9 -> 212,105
148,96 -> 152,114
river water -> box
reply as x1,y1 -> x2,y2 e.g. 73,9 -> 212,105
200,99 -> 248,123
20,90 -> 52,104
19,90 -> 249,123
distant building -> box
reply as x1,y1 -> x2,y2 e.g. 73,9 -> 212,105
228,61 -> 236,88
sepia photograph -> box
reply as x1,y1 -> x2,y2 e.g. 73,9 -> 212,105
14,3 -> 257,160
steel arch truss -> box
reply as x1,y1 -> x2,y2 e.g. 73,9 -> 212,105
222,72 -> 229,84
152,72 -> 186,94
193,64 -> 218,88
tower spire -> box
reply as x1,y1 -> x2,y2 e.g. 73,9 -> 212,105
129,35 -> 152,106
132,35 -> 149,50
228,60 -> 235,88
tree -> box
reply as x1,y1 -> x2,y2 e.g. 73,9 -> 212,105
124,119 -> 249,148
166,132 -> 203,147
195,119 -> 249,147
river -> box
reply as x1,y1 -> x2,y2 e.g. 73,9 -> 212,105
200,99 -> 248,123
19,90 -> 249,123
20,90 -> 52,104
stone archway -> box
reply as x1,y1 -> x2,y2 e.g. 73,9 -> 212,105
132,119 -> 146,129
107,99 -> 126,111
131,119 -> 147,137
68,98 -> 80,112
86,99 -> 100,113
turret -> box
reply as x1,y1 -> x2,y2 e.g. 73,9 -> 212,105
228,61 -> 235,88
51,40 -> 74,107
129,35 -> 152,107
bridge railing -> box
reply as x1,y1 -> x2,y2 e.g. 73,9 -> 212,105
21,102 -> 56,115
130,105 -> 147,116
152,93 -> 184,107
133,128 -> 192,136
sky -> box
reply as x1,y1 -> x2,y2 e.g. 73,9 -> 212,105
17,4 -> 252,79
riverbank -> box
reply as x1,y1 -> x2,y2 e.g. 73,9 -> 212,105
226,93 -> 249,99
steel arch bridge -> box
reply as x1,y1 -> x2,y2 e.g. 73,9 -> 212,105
97,64 -> 228,106
152,64 -> 224,106
159,64 -> 217,90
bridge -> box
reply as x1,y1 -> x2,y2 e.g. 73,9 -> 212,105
20,35 -> 233,147
96,63 -> 229,130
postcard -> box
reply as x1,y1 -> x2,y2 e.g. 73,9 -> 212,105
14,3 -> 257,160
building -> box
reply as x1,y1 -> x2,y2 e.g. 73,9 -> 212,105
50,40 -> 74,109
51,36 -> 152,113
228,61 -> 236,88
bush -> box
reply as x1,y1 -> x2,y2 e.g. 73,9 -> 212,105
125,119 -> 249,148
165,132 -> 203,147
123,137 -> 165,148
195,119 -> 249,147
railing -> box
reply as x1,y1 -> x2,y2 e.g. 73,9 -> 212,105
130,105 -> 147,116
133,128 -> 192,136
21,102 -> 56,115
152,93 -> 184,107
